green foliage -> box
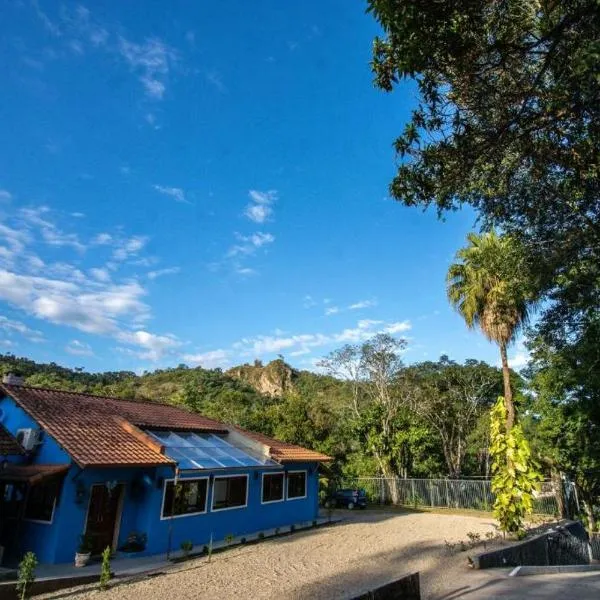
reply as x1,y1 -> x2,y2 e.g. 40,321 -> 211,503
99,547 -> 111,591
16,552 -> 37,600
490,397 -> 542,537
180,540 -> 193,557
224,533 -> 234,546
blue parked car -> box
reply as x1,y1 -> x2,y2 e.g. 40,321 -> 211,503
325,488 -> 367,509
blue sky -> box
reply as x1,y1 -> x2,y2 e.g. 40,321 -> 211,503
0,1 -> 526,373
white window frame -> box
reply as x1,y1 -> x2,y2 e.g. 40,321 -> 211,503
261,471 -> 285,505
211,474 -> 249,512
23,480 -> 60,525
160,476 -> 209,521
286,470 -> 307,501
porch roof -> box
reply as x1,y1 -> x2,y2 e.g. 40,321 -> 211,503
0,463 -> 69,483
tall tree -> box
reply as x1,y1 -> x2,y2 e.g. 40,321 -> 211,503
446,232 -> 536,429
319,334 -> 414,501
368,0 -> 600,422
408,357 -> 502,478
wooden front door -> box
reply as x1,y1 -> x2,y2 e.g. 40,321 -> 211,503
85,484 -> 123,555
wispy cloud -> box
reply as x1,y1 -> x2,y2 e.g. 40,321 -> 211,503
0,202 -> 180,361
348,299 -> 377,310
65,339 -> 94,356
20,206 -> 86,252
0,316 -> 45,343
0,190 -> 12,202
29,4 -> 176,102
147,267 -> 180,280
181,349 -> 230,368
244,189 -> 277,223
231,318 -> 412,359
227,232 -> 275,258
153,185 -> 189,204
118,37 -> 177,100
325,306 -> 340,316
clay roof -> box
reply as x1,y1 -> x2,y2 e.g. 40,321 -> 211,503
0,384 -> 226,468
236,428 -> 332,463
0,422 -> 24,456
0,384 -> 331,467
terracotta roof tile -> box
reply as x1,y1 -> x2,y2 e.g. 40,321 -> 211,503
235,428 -> 332,463
0,422 -> 24,456
0,384 -> 331,467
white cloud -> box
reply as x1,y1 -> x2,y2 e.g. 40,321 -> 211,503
244,204 -> 272,224
325,306 -> 340,316
181,349 -> 230,368
147,267 -> 180,280
112,236 -> 148,261
349,299 -> 377,310
89,268 -> 111,283
20,206 -> 85,252
65,339 -> 94,356
118,37 -> 177,100
153,185 -> 188,204
231,318 -> 412,359
71,212 -> 85,218
244,189 -> 277,223
0,316 -> 45,343
92,233 -> 113,245
117,330 -> 181,361
227,232 -> 275,258
0,190 -> 11,202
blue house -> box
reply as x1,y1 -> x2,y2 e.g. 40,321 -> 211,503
0,375 -> 330,565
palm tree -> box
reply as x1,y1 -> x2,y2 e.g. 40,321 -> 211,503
447,231 -> 535,430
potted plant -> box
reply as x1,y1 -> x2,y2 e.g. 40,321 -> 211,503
75,533 -> 93,567
117,531 -> 147,557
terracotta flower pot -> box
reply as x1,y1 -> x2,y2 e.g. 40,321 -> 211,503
74,552 -> 91,567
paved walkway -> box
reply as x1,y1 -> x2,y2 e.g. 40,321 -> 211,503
436,569 -> 600,599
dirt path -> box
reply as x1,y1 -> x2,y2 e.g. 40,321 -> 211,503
41,510 -> 500,600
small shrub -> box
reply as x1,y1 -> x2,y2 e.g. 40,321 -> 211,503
224,533 -> 235,546
444,540 -> 456,554
459,541 -> 468,552
16,552 -> 37,600
202,545 -> 209,554
258,532 -> 265,540
180,540 -> 193,558
100,547 -> 111,591
240,537 -> 246,544
466,532 -> 481,547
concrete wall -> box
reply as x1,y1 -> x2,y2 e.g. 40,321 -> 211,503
1,395 -> 321,564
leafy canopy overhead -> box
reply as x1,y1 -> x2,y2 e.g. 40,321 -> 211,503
369,0 -> 599,307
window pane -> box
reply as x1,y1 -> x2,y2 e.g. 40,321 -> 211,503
162,479 -> 207,517
287,472 -> 306,499
262,473 -> 284,503
212,476 -> 247,510
24,479 -> 59,522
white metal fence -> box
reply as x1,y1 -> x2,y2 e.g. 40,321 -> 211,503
339,477 -> 562,516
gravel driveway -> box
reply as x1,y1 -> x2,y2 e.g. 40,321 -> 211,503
41,510 -> 499,600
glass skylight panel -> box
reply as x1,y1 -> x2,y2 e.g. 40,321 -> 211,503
146,430 -> 279,470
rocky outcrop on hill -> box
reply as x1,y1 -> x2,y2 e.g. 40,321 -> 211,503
227,359 -> 296,397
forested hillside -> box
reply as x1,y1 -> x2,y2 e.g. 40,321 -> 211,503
0,350 -> 509,481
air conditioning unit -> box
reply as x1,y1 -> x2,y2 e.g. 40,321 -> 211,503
16,428 -> 42,452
